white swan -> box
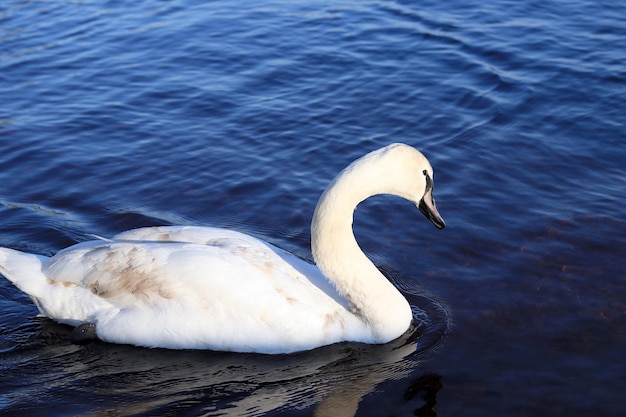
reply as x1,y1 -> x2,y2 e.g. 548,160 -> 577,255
0,143 -> 444,354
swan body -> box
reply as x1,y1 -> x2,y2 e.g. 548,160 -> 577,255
0,143 -> 444,354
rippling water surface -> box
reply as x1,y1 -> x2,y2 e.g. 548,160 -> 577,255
1,1 -> 624,416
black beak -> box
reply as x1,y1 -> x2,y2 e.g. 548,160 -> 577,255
418,174 -> 445,229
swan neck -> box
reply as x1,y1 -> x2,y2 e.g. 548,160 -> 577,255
311,163 -> 412,342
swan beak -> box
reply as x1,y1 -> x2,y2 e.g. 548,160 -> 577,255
418,187 -> 445,229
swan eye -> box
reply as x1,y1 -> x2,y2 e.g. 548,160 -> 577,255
422,170 -> 433,192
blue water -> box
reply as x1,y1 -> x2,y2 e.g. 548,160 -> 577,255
1,0 -> 624,415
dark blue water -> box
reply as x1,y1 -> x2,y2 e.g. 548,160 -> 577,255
1,0 -> 624,415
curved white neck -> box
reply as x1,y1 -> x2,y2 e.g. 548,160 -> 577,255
310,151 -> 413,342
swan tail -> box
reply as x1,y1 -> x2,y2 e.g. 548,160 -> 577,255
0,247 -> 50,299
1,247 -> 116,326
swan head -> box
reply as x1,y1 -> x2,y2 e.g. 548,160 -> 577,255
353,143 -> 446,229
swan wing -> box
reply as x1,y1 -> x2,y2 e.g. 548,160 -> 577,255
111,225 -> 350,308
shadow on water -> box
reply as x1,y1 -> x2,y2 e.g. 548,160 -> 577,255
0,281 -> 448,417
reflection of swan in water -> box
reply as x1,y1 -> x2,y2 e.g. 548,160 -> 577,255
0,143 -> 444,353
3,288 -> 448,417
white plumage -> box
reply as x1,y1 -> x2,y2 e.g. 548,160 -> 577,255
0,143 -> 444,353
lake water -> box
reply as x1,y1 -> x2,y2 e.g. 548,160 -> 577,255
0,0 -> 624,415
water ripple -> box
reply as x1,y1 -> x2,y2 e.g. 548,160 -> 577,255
0,0 -> 624,415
